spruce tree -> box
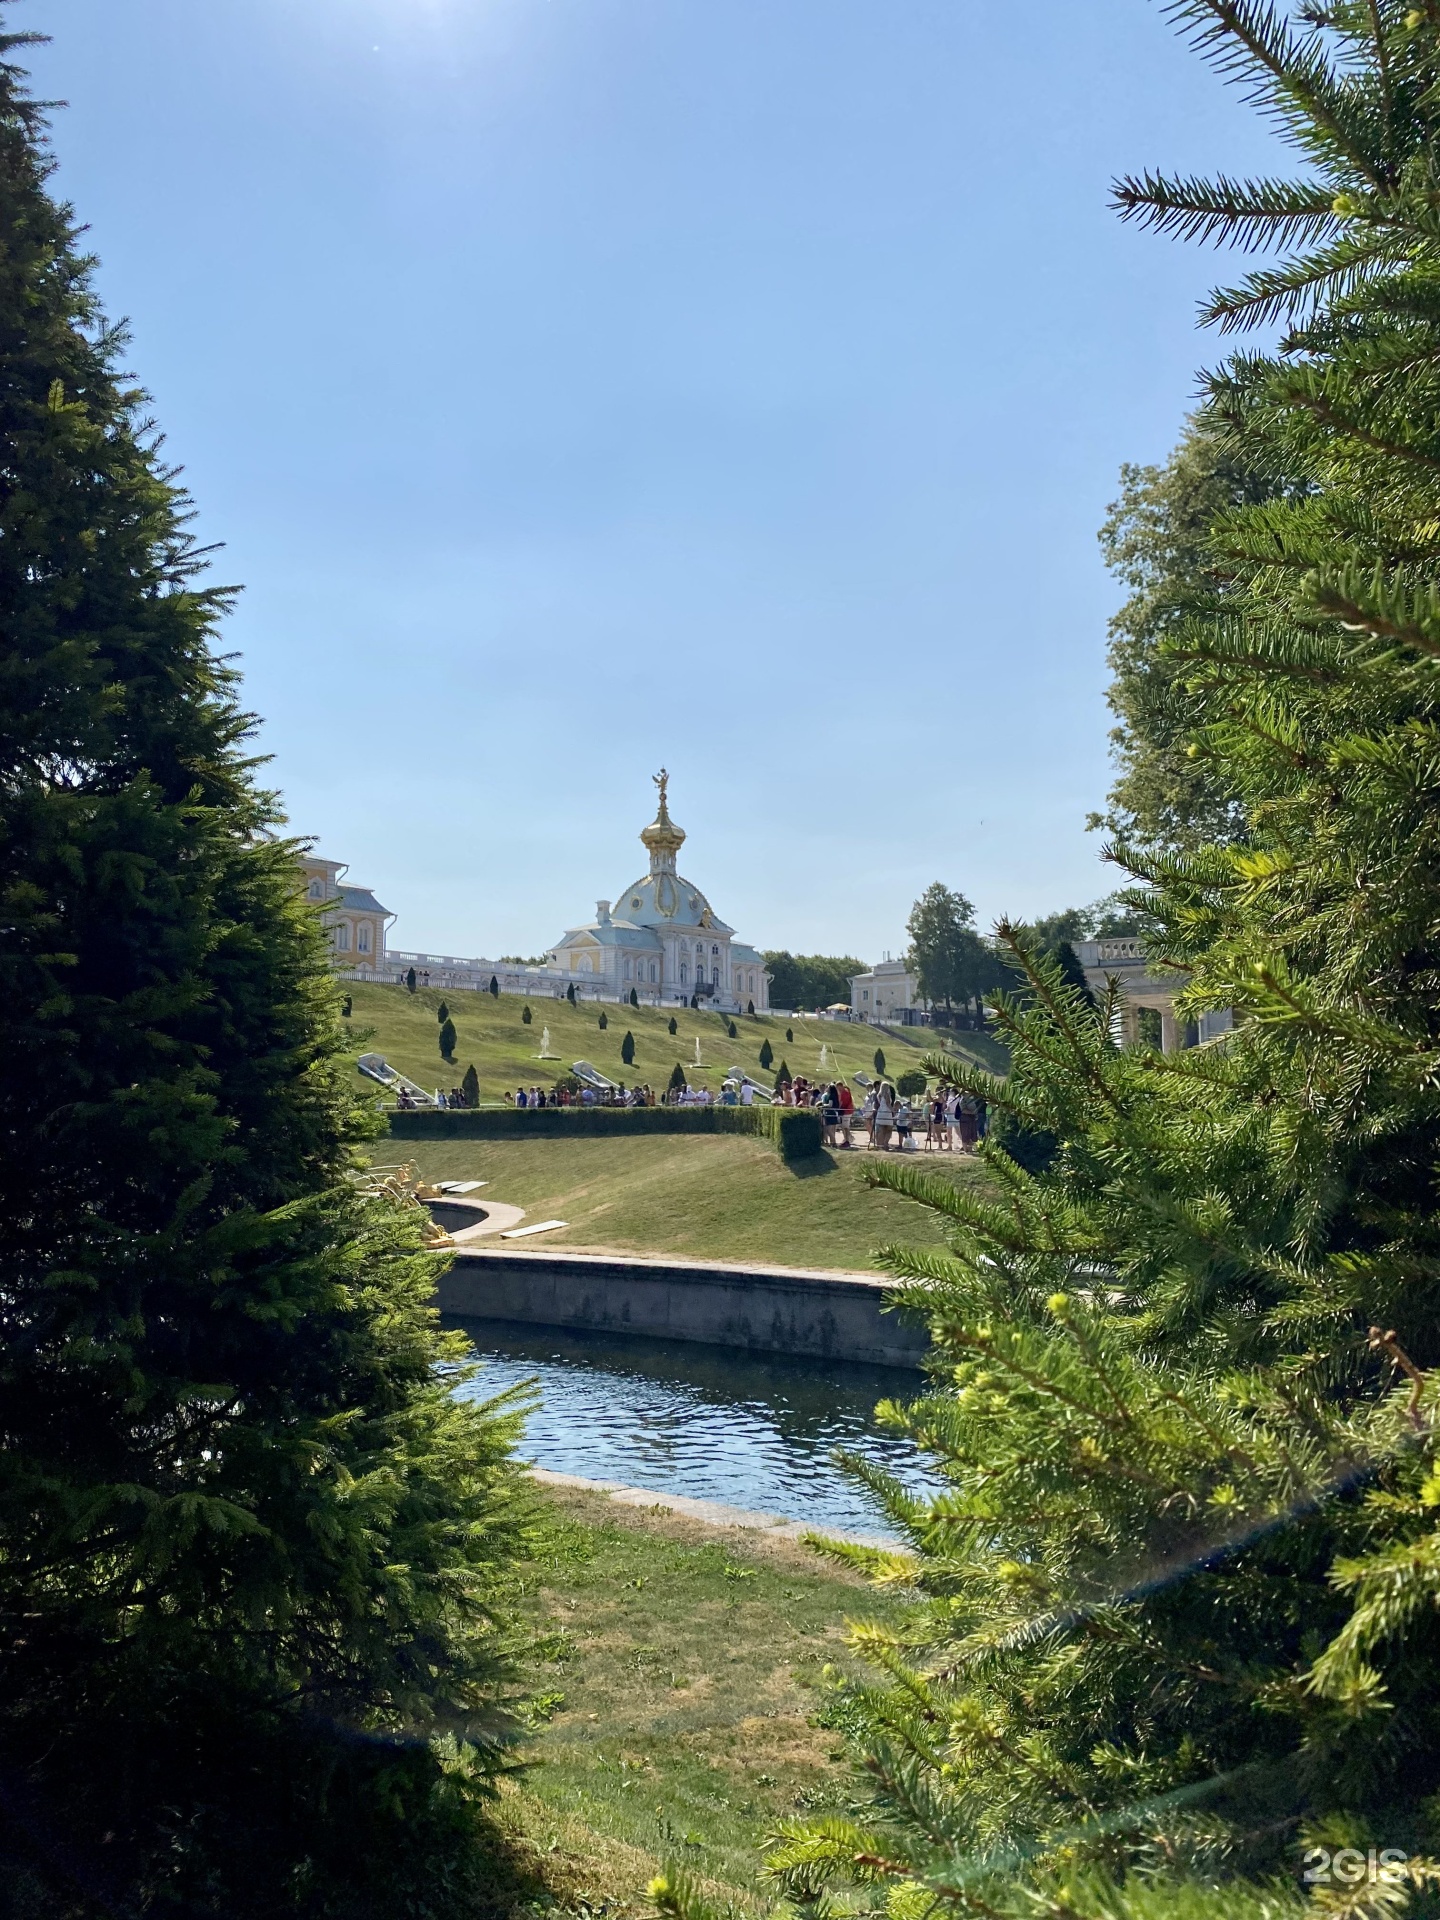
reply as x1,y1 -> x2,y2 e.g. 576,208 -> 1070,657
668,1061 -> 686,1094
668,1015 -> 678,1036
406,965 -> 417,993
746,999 -> 755,1015
0,37 -> 528,1914
872,1046 -> 885,1075
621,1030 -> 636,1067
341,993 -> 352,1018
436,999 -> 449,1024
489,973 -> 499,997
727,1018 -> 738,1038
682,9 -> 1440,1919
522,1003 -> 532,1025
438,1016 -> 457,1061
758,1037 -> 774,1071
598,1009 -> 607,1030
461,1063 -> 479,1108
566,981 -> 576,1005
773,1060 -> 790,1091
630,986 -> 639,1007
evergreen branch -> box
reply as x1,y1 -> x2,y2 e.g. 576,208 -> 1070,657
1158,0 -> 1396,185
1109,170 -> 1340,251
1305,564 -> 1440,655
1201,231 -> 1400,330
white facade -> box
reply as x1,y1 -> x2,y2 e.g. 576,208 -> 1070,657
1075,938 -> 1233,1052
302,855 -> 393,979
381,775 -> 771,1012
850,958 -> 925,1022
545,774 -> 770,1012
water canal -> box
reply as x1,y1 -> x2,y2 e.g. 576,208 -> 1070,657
448,1315 -> 941,1541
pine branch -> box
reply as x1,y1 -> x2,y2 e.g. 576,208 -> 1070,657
1109,170 -> 1340,251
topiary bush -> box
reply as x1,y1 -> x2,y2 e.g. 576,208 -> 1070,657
895,1069 -> 927,1097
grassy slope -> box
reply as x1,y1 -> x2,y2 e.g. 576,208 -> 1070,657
343,979 -> 1007,1105
500,1484 -> 904,1915
396,1129 -> 983,1270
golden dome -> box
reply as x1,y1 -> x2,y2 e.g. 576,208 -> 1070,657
639,768 -> 686,860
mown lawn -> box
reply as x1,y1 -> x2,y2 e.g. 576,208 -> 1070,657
394,1129 -> 985,1271
342,980 -> 1007,1108
497,1483 -> 908,1916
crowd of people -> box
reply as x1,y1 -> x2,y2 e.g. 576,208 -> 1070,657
398,1069 -> 988,1150
507,1082 -> 657,1107
771,1075 -> 986,1152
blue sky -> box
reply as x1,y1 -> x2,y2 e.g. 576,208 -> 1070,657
24,0 -> 1283,961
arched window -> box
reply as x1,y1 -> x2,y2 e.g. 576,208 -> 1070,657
624,958 -> 632,980
649,962 -> 657,983
308,878 -> 324,900
712,944 -> 719,957
680,962 -> 689,984
357,923 -> 371,953
335,922 -> 351,952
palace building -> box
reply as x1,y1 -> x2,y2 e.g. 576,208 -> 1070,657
543,773 -> 770,1011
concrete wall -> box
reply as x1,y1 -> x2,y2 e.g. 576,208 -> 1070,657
436,1247 -> 928,1369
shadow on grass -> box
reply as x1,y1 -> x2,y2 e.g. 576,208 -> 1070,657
786,1150 -> 838,1180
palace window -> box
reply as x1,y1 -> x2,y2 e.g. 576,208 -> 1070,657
712,945 -> 719,956
308,878 -> 325,900
680,962 -> 688,984
335,922 -> 351,951
648,962 -> 657,983
624,958 -> 632,980
357,924 -> 371,953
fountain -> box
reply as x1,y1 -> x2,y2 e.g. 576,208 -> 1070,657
819,1043 -> 830,1071
693,1037 -> 703,1068
539,1026 -> 559,1060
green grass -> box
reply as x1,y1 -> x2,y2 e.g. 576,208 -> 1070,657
342,979 -> 1006,1107
396,1129 -> 983,1271
497,1483 -> 906,1915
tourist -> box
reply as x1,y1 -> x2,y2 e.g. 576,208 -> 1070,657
821,1083 -> 841,1146
740,1079 -> 755,1106
894,1095 -> 914,1151
926,1092 -> 944,1150
515,1087 -> 528,1108
957,1090 -> 980,1153
871,1082 -> 894,1151
836,1079 -> 855,1147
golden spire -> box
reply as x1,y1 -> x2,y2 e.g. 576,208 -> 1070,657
640,767 -> 685,872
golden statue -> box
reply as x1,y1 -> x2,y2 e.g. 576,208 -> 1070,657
653,767 -> 669,808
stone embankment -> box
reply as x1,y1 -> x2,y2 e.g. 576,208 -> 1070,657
436,1234 -> 926,1369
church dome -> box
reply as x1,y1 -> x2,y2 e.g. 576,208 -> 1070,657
616,772 -> 731,929
639,777 -> 685,860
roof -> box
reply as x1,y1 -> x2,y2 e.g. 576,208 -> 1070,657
554,922 -> 663,950
611,871 -> 734,933
338,886 -> 390,915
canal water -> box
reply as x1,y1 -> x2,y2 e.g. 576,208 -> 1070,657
448,1317 -> 942,1541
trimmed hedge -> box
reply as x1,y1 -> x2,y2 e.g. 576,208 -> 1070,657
386,1102 -> 824,1163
